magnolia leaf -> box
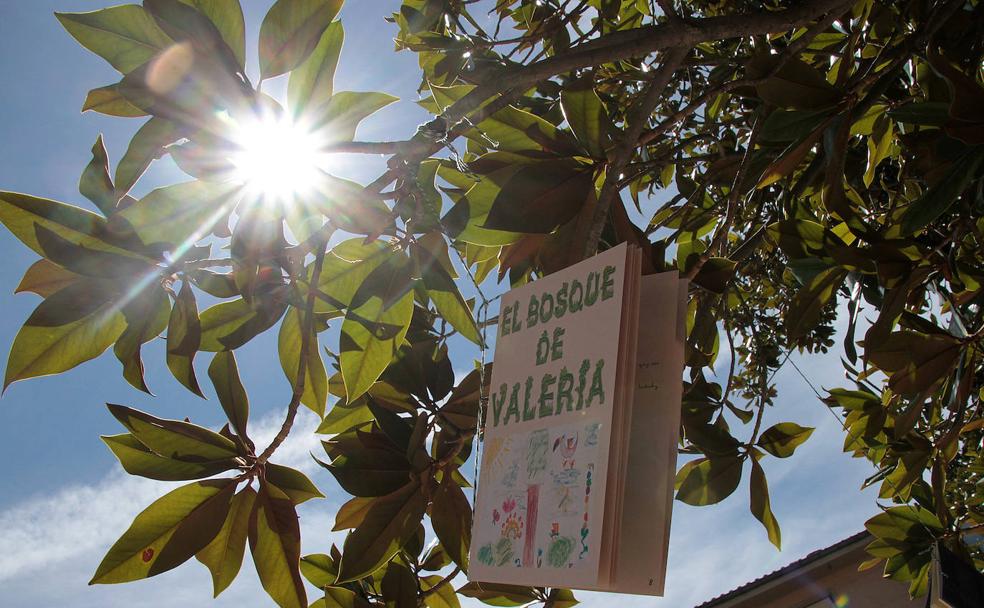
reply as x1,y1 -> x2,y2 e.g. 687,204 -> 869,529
319,441 -> 411,497
560,80 -> 610,158
339,256 -> 415,402
80,135 -> 118,216
107,403 -> 240,461
315,91 -> 399,142
196,486 -> 256,597
317,400 -> 374,435
15,259 -> 81,298
335,481 -> 427,583
83,83 -> 148,117
456,581 -> 539,606
278,307 -> 329,417
756,119 -> 828,188
4,283 -> 126,390
114,283 -> 171,393
250,482 -> 307,608
785,266 -> 848,338
199,297 -> 287,351
482,160 -> 593,234
114,117 -> 181,198
56,5 -> 173,74
431,470 -> 471,571
288,20 -> 343,116
32,224 -> 152,279
208,350 -> 250,439
119,180 -> 238,249
300,553 -> 337,588
867,331 -> 962,395
747,54 -> 840,109
309,587 -> 372,608
900,147 -> 984,235
167,280 -> 205,397
332,496 -> 374,531
545,588 -> 578,608
90,479 -> 234,583
101,433 -> 238,480
171,0 -> 247,68
675,455 -> 743,506
315,238 -> 391,313
380,558 -> 416,608
0,191 -> 144,259
415,237 -> 481,346
864,113 -> 894,188
422,575 -> 462,608
756,423 -> 814,458
265,463 -> 324,504
258,0 -> 341,79
749,453 -> 781,549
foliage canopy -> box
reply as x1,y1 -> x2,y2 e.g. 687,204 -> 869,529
2,0 -> 984,605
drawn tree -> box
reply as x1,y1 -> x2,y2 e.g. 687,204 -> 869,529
1,0 -> 983,605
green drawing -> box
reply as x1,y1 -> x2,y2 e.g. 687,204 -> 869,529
547,536 -> 576,568
527,429 -> 549,479
477,543 -> 494,566
494,536 -> 514,567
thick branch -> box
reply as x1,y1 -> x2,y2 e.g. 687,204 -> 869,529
582,46 -> 688,259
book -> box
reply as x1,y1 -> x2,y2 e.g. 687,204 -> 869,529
468,243 -> 686,595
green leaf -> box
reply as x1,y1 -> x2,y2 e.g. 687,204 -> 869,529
167,280 -> 205,397
340,255 -> 415,402
381,558 -> 417,608
102,433 -> 238,480
756,423 -> 814,458
114,283 -> 171,393
317,399 -> 374,435
0,191 -> 144,259
250,482 -> 308,608
300,552 -> 337,588
414,236 -> 481,346
335,481 -> 427,583
900,147 -> 984,235
196,486 -> 256,596
545,588 -> 578,608
32,224 -> 152,279
266,463 -> 324,504
4,283 -> 127,390
749,453 -> 781,549
119,180 -> 238,250
83,83 -> 148,117
431,470 -> 471,572
560,80 -> 610,157
279,307 -> 329,417
692,257 -> 736,294
314,91 -> 399,142
315,239 -> 391,313
208,351 -> 250,439
176,0 -> 247,68
107,403 -> 240,461
422,575 -> 462,608
756,119 -> 828,188
456,581 -> 538,606
785,266 -> 848,338
114,117 -> 181,198
332,496 -> 374,531
288,20 -> 343,116
675,455 -> 743,506
481,160 -> 592,234
80,135 -> 118,216
56,5 -> 173,74
258,0 -> 342,80
199,297 -> 286,351
320,439 -> 411,497
864,113 -> 894,188
867,331 -> 962,395
440,165 -> 521,246
90,479 -> 234,583
310,587 -> 372,608
15,259 -> 81,298
747,54 -> 840,110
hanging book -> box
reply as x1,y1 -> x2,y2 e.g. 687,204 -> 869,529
468,243 -> 686,595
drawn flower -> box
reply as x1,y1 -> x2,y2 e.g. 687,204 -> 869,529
493,509 -> 501,524
502,497 -> 516,513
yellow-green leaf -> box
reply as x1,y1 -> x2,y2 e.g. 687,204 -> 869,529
431,472 -> 471,571
56,5 -> 173,74
83,83 -> 148,117
288,20 -> 343,116
208,350 -> 250,439
107,403 -> 240,461
178,0 -> 246,68
102,433 -> 238,480
258,0 -> 342,79
278,307 -> 328,417
250,483 -> 307,608
749,453 -> 781,549
675,455 -> 743,506
756,422 -> 814,458
197,486 -> 256,597
266,463 -> 324,505
90,479 -> 234,584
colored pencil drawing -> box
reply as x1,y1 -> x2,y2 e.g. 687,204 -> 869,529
527,429 -> 549,479
494,536 -> 515,567
477,543 -> 494,566
546,535 -> 577,568
585,422 -> 600,446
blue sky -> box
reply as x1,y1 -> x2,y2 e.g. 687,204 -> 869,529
0,2 -> 885,606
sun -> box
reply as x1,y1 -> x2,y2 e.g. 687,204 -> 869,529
229,113 -> 325,205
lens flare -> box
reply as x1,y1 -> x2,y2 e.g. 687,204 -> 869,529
229,114 -> 324,205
